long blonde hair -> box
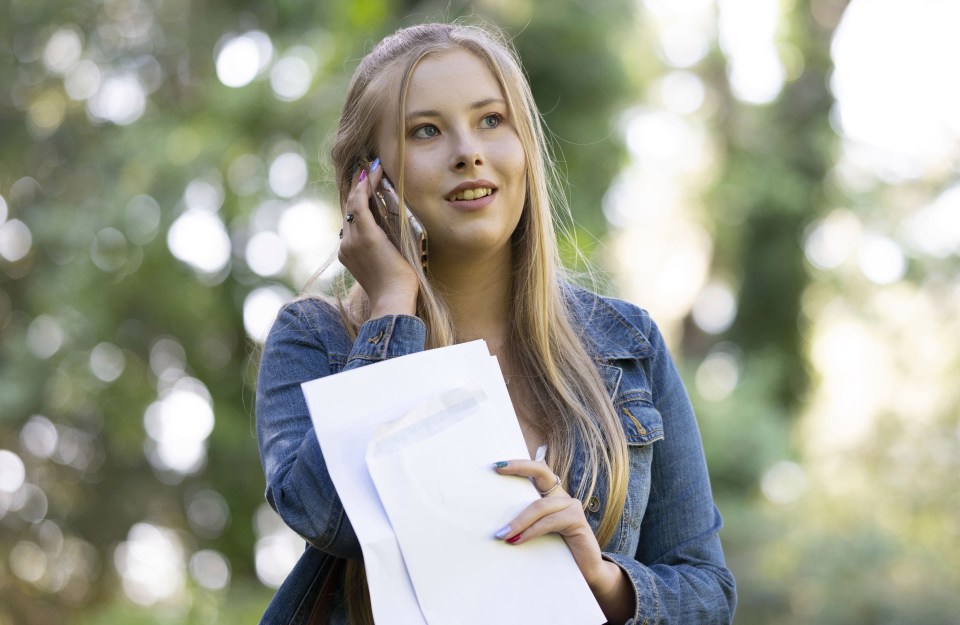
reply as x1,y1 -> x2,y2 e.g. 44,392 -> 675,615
326,21 -> 628,622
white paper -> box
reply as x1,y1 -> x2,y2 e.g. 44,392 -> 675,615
303,341 -> 490,624
366,386 -> 606,624
302,341 -> 604,625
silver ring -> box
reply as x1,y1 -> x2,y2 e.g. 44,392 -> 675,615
538,474 -> 561,497
345,213 -> 355,223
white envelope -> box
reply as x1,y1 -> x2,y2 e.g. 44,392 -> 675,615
366,386 -> 606,625
302,341 -> 604,625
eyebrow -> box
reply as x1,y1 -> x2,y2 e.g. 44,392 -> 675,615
405,98 -> 506,121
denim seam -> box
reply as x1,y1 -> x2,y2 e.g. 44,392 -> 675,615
591,297 -> 653,359
379,315 -> 396,357
645,563 -> 662,625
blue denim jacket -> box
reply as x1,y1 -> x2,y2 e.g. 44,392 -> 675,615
256,286 -> 736,624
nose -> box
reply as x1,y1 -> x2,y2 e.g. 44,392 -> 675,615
450,132 -> 483,171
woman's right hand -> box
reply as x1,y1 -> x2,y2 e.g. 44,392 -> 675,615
338,160 -> 419,318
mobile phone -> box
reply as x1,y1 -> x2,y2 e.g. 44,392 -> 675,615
369,175 -> 429,268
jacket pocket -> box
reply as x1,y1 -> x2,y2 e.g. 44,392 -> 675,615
616,390 -> 665,447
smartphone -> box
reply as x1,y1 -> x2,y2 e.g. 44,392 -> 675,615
369,175 -> 429,268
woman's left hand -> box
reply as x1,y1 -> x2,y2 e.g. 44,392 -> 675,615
494,459 -> 635,622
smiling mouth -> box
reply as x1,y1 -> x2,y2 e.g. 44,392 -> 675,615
448,188 -> 495,201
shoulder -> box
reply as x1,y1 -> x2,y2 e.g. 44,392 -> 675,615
263,295 -> 351,347
561,283 -> 657,360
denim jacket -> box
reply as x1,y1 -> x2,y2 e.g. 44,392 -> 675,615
256,286 -> 736,624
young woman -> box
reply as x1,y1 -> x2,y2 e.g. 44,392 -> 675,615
256,22 -> 736,625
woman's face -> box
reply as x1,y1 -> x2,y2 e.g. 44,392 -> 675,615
376,49 -> 527,266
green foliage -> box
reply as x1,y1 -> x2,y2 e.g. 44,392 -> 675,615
0,1 -> 634,623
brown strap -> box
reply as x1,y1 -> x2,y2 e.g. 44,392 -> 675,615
307,557 -> 344,625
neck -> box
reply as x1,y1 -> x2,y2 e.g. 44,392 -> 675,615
429,247 -> 514,350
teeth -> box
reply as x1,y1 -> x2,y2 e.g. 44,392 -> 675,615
452,188 -> 492,201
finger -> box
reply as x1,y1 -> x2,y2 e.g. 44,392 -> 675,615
343,159 -> 383,227
496,497 -> 582,544
493,459 -> 561,494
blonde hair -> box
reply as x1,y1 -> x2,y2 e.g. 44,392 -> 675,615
326,21 -> 628,622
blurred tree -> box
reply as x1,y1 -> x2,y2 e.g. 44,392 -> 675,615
0,1 -> 635,623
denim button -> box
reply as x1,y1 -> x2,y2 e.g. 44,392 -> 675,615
587,496 -> 601,513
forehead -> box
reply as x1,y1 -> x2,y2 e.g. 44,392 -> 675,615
405,48 -> 504,107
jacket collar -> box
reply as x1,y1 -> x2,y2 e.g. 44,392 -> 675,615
563,285 -> 654,361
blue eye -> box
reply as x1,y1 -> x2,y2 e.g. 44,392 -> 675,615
480,114 -> 502,129
412,124 -> 439,139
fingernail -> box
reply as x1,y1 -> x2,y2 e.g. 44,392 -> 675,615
506,534 -> 522,544
493,461 -> 508,469
370,157 -> 380,172
359,168 -> 367,182
494,525 -> 510,539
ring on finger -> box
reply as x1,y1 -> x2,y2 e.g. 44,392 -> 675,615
345,213 -> 355,223
538,474 -> 562,497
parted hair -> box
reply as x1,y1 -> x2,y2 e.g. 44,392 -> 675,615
326,21 -> 629,624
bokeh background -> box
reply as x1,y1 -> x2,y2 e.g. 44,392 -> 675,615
2,0 -> 959,623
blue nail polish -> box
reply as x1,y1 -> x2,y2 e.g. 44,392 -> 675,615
370,157 -> 381,172
494,525 -> 510,539
493,461 -> 508,469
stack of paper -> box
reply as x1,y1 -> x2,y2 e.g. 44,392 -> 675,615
301,340 -> 605,625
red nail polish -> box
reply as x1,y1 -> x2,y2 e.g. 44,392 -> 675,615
507,534 -> 522,544
359,169 -> 367,182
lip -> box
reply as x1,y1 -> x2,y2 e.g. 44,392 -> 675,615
445,179 -> 498,211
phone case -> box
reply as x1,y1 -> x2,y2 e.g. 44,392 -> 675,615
370,176 -> 429,268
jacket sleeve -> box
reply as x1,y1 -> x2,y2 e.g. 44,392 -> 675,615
255,299 -> 426,558
602,315 -> 737,624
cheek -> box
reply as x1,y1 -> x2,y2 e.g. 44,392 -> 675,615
401,154 -> 443,210
494,136 -> 527,179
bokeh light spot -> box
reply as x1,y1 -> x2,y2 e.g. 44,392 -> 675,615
692,281 -> 737,334
0,450 -> 26,493
87,73 -> 146,126
186,490 -> 230,539
43,27 -> 83,75
0,218 -> 33,262
27,91 -> 67,138
718,0 -> 784,104
144,378 -> 215,476
10,541 -> 47,583
216,31 -> 273,88
761,461 -> 808,504
270,53 -> 313,101
243,286 -> 292,342
268,152 -> 308,198
26,315 -> 64,359
189,549 -> 230,591
114,523 -> 185,605
659,71 -> 706,115
124,194 -> 162,244
254,504 -> 303,589
804,209 -> 862,271
20,416 -> 59,460
858,233 -> 906,285
90,227 -> 129,272
90,342 -> 126,382
184,176 -> 224,213
167,210 -> 231,274
695,346 -> 741,401
245,231 -> 288,277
